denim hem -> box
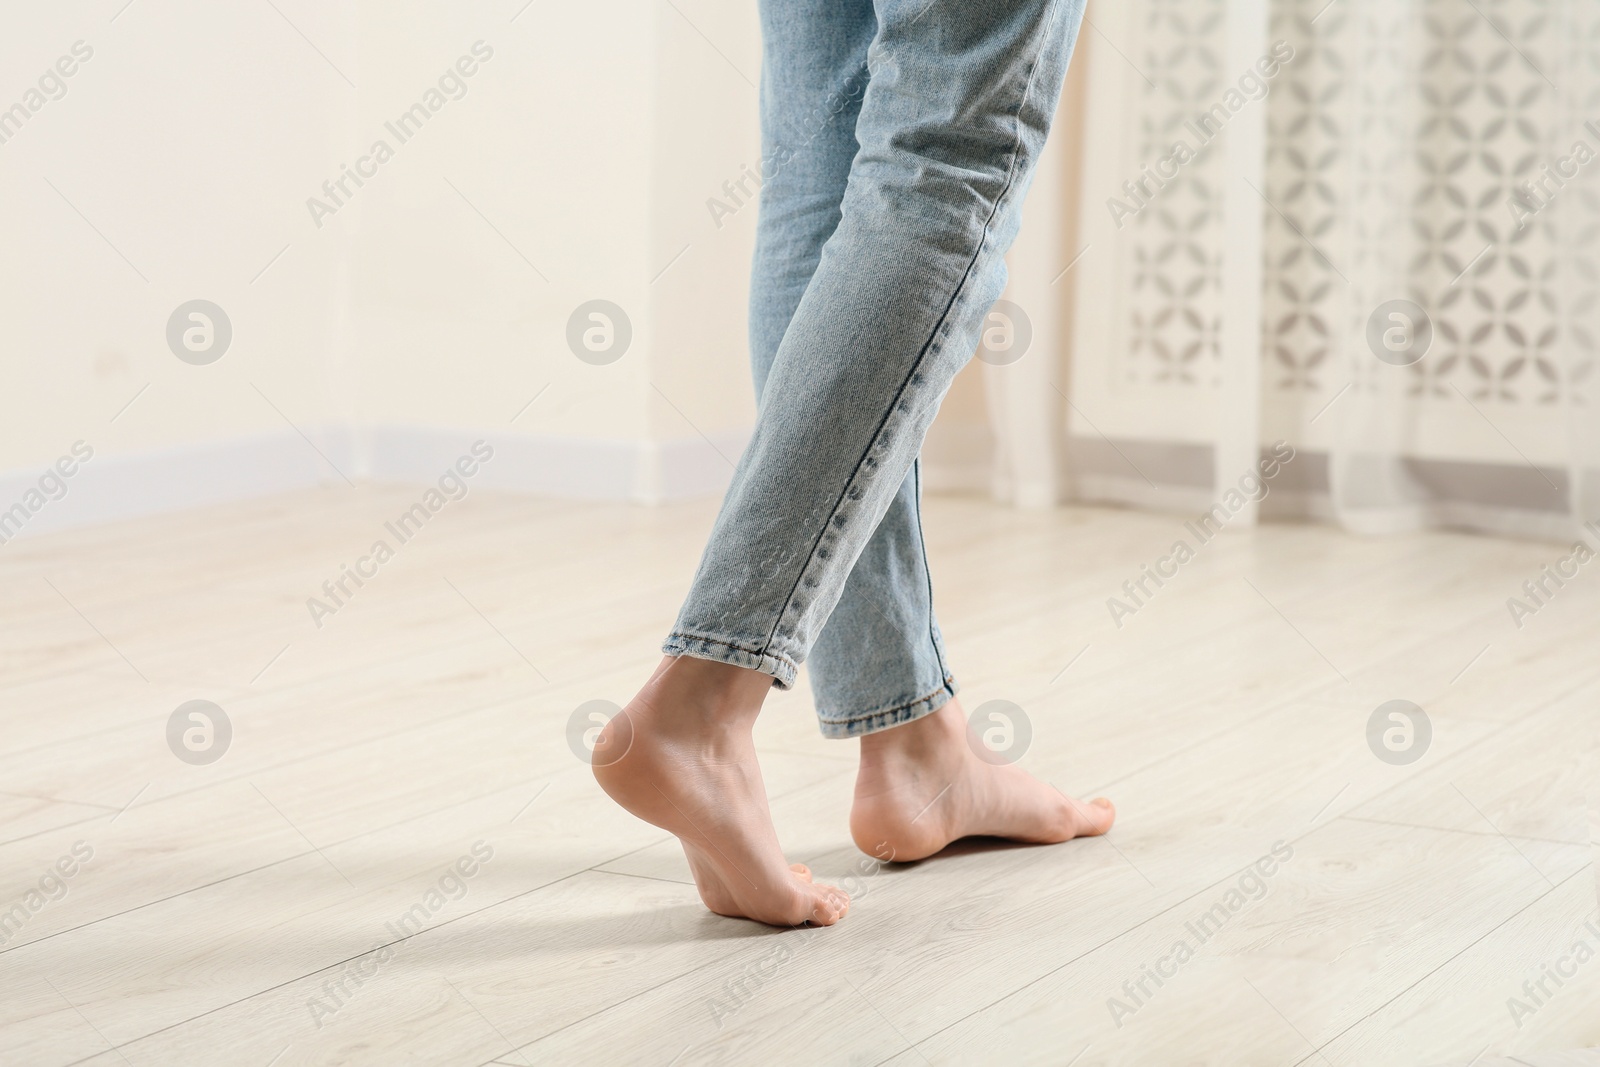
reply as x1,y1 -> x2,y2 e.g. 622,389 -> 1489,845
816,675 -> 960,739
662,632 -> 799,690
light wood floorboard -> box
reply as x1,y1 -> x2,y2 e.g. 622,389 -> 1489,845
0,488 -> 1595,1066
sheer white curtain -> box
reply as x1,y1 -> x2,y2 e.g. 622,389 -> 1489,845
981,0 -> 1600,544
1323,0 -> 1598,539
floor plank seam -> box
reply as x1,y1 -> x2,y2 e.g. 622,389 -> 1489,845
0,789 -> 119,811
1337,814 -> 1589,848
0,681 -> 554,845
590,868 -> 697,887
1286,861 -> 1596,1067
879,685 -> 1600,1065
0,773 -> 552,957
0,622 -> 559,764
36,770 -> 859,1059
1063,595 -> 1572,800
37,674 -> 1597,1061
51,864 -> 602,1067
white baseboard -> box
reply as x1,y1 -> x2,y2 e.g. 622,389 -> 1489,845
0,431 -> 337,543
352,424 -> 749,504
0,424 -> 751,543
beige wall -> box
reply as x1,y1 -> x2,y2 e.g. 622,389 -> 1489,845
0,2 -> 348,468
1,1 -> 764,487
342,4 -> 666,444
645,0 -> 763,444
1,1 -> 1084,518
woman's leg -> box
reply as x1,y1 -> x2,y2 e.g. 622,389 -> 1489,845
742,0 -> 1098,872
739,0 -> 957,741
591,0 -> 876,929
664,0 -> 1087,684
598,0 -> 1107,926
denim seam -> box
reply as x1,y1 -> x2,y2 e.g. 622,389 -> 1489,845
816,674 -> 959,738
909,458 -> 952,685
755,8 -> 1059,670
663,630 -> 800,688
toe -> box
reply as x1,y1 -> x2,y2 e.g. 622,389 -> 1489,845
806,884 -> 849,926
789,863 -> 813,882
1078,796 -> 1115,836
1051,790 -> 1114,839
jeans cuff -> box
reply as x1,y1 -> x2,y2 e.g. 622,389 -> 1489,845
815,675 -> 959,739
662,631 -> 799,690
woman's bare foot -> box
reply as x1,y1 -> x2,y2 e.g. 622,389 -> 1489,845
850,698 -> 1114,861
592,656 -> 850,927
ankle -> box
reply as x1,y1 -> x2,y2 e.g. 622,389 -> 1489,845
857,701 -> 967,771
642,655 -> 770,732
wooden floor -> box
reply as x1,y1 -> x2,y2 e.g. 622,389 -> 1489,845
1,486 -> 1596,1066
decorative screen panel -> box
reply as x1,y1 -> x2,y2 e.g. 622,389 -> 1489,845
1071,0 -> 1599,475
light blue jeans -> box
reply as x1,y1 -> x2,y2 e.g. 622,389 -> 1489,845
664,0 -> 1086,737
